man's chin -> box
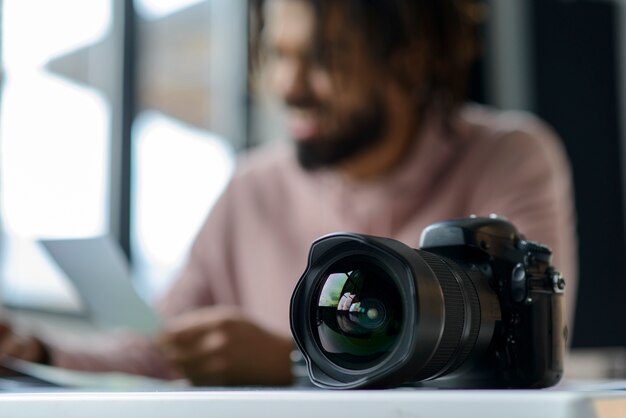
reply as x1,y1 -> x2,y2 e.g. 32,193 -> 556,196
294,138 -> 360,171
292,99 -> 388,171
295,140 -> 337,171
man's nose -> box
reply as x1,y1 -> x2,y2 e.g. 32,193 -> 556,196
277,58 -> 314,106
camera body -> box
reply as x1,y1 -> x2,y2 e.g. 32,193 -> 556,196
290,217 -> 566,389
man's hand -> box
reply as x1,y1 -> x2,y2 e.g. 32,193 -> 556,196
0,322 -> 46,367
159,307 -> 293,387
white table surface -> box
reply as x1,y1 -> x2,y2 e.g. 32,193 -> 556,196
0,388 -> 624,418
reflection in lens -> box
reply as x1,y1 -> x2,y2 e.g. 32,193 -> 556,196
316,257 -> 403,369
349,298 -> 386,330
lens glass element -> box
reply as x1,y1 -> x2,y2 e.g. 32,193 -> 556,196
315,256 -> 403,369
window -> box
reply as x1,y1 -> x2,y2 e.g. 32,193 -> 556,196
0,0 -> 114,310
130,0 -> 244,298
0,0 -> 245,311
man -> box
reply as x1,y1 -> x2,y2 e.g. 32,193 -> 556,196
0,0 -> 576,386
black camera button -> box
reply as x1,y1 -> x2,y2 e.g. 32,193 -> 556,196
551,270 -> 566,294
511,263 -> 527,303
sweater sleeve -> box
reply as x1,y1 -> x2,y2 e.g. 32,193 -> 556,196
156,175 -> 240,318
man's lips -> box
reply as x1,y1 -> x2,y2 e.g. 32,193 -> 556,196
288,112 -> 322,141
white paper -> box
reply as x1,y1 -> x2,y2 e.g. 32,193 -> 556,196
39,236 -> 161,336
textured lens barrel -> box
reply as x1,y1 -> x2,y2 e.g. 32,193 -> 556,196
412,250 -> 481,381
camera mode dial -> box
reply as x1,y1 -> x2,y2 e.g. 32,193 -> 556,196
516,240 -> 552,263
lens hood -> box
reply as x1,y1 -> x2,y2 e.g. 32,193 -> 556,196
291,233 -> 456,389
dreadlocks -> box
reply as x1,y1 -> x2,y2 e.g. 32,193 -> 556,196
250,0 -> 484,117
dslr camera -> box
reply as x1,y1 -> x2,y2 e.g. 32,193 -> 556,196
290,217 -> 566,389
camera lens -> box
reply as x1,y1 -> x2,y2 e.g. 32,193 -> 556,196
290,232 -> 499,388
315,256 -> 403,370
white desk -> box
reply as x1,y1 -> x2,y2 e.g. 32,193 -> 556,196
0,389 -> 624,418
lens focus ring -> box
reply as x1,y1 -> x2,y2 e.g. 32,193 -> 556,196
442,258 -> 482,375
411,251 -> 469,381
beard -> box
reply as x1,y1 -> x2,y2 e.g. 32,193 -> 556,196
294,97 -> 388,171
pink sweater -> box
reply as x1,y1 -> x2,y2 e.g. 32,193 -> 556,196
50,105 -> 577,379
